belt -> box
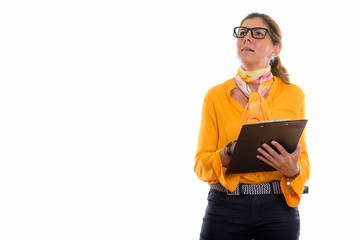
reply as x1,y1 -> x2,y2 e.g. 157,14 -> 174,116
210,181 -> 309,196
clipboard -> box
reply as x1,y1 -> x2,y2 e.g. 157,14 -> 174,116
226,119 -> 308,174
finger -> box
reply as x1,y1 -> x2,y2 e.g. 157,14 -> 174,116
261,143 -> 280,158
293,143 -> 301,155
257,147 -> 275,162
231,142 -> 236,153
256,154 -> 277,170
291,143 -> 302,160
270,140 -> 288,156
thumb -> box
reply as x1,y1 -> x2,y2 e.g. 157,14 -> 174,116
293,143 -> 301,157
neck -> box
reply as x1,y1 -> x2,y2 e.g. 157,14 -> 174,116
241,62 -> 270,71
247,82 -> 259,92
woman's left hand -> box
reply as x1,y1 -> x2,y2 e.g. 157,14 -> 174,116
257,141 -> 301,178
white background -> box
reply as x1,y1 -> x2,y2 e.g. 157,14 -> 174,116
1,0 -> 359,239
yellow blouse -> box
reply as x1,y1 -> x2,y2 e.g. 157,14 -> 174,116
194,77 -> 310,207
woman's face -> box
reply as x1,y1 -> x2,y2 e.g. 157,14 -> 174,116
236,17 -> 281,71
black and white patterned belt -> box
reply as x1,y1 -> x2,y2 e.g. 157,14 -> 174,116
210,181 -> 282,196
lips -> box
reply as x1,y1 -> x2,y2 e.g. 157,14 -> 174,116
241,47 -> 254,52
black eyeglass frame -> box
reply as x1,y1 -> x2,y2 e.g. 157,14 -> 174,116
233,27 -> 274,40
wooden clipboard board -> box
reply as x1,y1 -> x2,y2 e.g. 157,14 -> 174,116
226,119 -> 308,174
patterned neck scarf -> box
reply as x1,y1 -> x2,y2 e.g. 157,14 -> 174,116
234,66 -> 273,97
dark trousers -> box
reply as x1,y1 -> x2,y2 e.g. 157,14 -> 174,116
200,189 -> 300,240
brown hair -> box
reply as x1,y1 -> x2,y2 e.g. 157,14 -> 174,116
241,13 -> 290,84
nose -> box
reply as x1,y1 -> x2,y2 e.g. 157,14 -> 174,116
243,31 -> 253,42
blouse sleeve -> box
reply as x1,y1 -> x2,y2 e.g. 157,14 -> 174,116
280,95 -> 311,207
194,94 -> 224,184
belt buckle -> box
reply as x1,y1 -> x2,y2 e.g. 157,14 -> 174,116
226,188 -> 239,196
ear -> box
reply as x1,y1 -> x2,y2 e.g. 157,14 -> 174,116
272,44 -> 282,57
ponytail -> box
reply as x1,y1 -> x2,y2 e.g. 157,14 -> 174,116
271,56 -> 290,84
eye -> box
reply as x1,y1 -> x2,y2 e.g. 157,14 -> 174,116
238,29 -> 248,38
252,28 -> 267,38
254,30 -> 265,37
239,31 -> 247,37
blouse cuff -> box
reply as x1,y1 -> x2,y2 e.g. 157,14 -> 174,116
281,168 -> 306,207
212,149 -> 225,180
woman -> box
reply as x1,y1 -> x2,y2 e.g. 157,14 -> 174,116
194,13 -> 310,240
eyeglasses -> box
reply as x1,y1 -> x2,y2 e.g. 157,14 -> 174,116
233,27 -> 273,40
